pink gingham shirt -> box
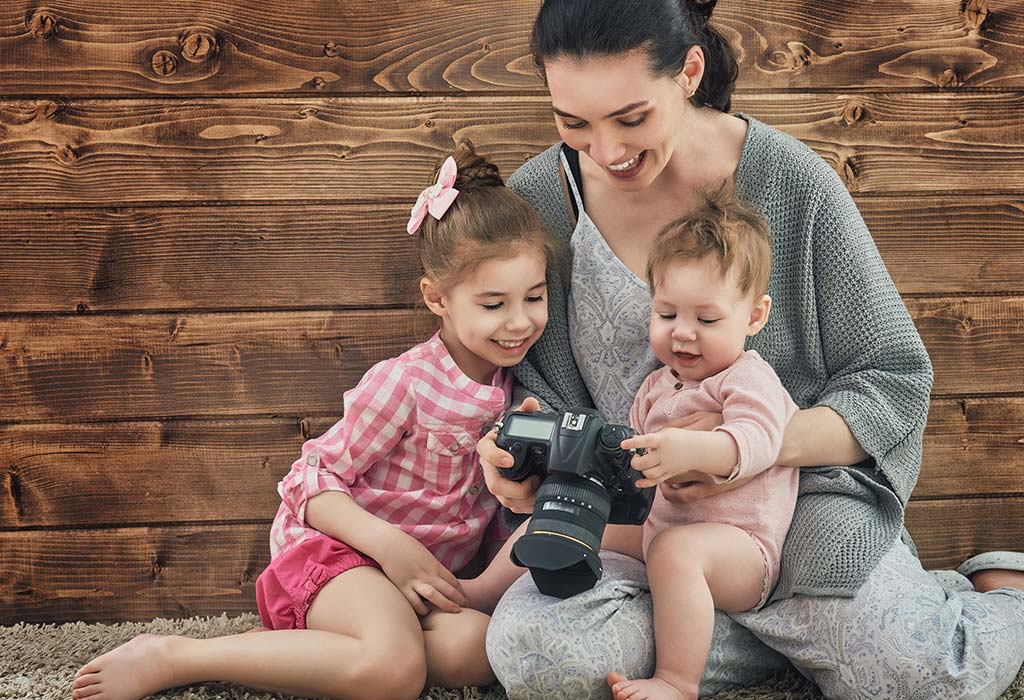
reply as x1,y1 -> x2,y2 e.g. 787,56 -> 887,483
270,332 -> 512,573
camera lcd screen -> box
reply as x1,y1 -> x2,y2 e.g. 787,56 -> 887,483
507,414 -> 555,441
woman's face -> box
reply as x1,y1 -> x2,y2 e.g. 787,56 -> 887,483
544,50 -> 692,192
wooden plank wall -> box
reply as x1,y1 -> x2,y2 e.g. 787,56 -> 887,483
1,0 -> 1022,624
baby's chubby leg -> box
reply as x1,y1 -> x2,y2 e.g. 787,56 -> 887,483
72,566 -> 427,700
608,523 -> 766,700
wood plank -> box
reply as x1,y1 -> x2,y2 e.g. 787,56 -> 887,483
4,401 -> 1023,529
908,296 -> 1024,396
2,94 -> 1024,206
1,496 -> 1020,624
2,197 -> 1022,315
0,299 -> 1020,422
905,496 -> 1024,571
0,524 -> 267,624
0,205 -> 420,313
918,398 -> 1024,499
0,310 -> 438,422
2,1 -> 1023,95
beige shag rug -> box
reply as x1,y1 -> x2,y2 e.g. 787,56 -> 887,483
3,614 -> 1023,700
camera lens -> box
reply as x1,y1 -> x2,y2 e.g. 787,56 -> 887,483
511,473 -> 612,598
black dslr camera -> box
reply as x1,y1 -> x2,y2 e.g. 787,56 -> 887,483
494,408 -> 655,598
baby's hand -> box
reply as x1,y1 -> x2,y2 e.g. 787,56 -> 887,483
619,428 -> 693,488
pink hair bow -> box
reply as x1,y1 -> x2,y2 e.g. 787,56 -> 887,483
407,156 -> 460,234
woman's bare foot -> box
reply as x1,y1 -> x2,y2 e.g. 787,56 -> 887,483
607,671 -> 695,700
970,568 -> 1024,593
72,634 -> 183,700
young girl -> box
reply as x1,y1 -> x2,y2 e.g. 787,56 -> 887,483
606,188 -> 798,700
71,141 -> 555,700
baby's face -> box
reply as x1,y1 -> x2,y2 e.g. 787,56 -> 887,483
649,258 -> 765,382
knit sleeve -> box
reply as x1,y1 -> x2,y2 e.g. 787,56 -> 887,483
276,358 -> 415,524
809,169 -> 934,505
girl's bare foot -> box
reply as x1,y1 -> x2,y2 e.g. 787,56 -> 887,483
72,634 -> 182,700
608,671 -> 695,700
970,568 -> 1024,593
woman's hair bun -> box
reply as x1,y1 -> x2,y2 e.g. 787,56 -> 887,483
685,0 -> 717,26
451,139 -> 504,189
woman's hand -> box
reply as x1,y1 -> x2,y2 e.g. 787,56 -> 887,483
477,397 -> 543,513
376,530 -> 467,616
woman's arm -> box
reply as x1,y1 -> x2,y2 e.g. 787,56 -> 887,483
777,405 -> 868,468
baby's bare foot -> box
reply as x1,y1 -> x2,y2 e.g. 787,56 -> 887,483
72,634 -> 182,700
970,568 -> 1024,593
607,671 -> 694,700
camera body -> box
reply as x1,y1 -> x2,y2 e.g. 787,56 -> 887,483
495,408 -> 655,598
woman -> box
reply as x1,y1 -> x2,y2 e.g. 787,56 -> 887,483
476,1 -> 1024,698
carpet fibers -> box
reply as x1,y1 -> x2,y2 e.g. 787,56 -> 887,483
3,614 -> 1023,700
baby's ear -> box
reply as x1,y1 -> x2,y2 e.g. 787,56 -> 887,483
746,294 -> 772,336
420,277 -> 448,318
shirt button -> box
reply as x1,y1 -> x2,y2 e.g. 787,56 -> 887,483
469,484 -> 481,495
307,453 -> 319,467
450,442 -> 461,452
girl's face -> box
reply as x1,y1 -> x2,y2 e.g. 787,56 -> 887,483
544,50 -> 695,192
425,250 -> 548,385
649,258 -> 770,382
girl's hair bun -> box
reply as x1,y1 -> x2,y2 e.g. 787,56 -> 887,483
451,139 -> 504,189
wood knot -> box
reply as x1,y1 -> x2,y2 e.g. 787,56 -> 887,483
311,76 -> 327,90
424,119 -> 435,128
299,418 -> 311,439
841,157 -> 859,188
958,315 -> 975,333
35,100 -> 60,120
962,0 -> 989,30
938,69 -> 961,89
56,145 -> 78,164
28,11 -> 58,40
841,101 -> 865,126
771,41 -> 814,71
76,302 -> 88,313
299,107 -> 318,118
323,41 -> 341,58
151,50 -> 179,77
180,31 -> 217,63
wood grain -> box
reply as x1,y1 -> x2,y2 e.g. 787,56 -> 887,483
2,94 -> 1024,207
0,310 -> 439,422
1,197 -> 1022,315
0,205 -> 420,313
1,1 -> 1023,95
908,296 -> 1024,396
0,524 -> 267,624
905,496 -> 1024,571
3,402 -> 1022,529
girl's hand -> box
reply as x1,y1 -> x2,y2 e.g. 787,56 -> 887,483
377,531 -> 467,616
477,397 -> 543,514
620,429 -> 693,488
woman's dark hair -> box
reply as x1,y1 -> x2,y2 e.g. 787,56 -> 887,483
530,0 -> 738,113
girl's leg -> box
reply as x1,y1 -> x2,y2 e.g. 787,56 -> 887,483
72,566 -> 427,700
422,607 -> 496,687
736,537 -> 1024,700
608,523 -> 766,700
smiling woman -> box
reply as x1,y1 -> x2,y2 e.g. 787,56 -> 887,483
473,1 -> 1024,699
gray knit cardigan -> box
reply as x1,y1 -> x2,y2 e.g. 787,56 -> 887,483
507,116 -> 934,600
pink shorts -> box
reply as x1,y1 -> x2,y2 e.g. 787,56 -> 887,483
255,534 -> 379,630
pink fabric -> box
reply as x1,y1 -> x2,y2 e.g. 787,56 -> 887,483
270,331 -> 511,575
256,533 -> 378,630
631,350 -> 799,607
407,155 -> 460,234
